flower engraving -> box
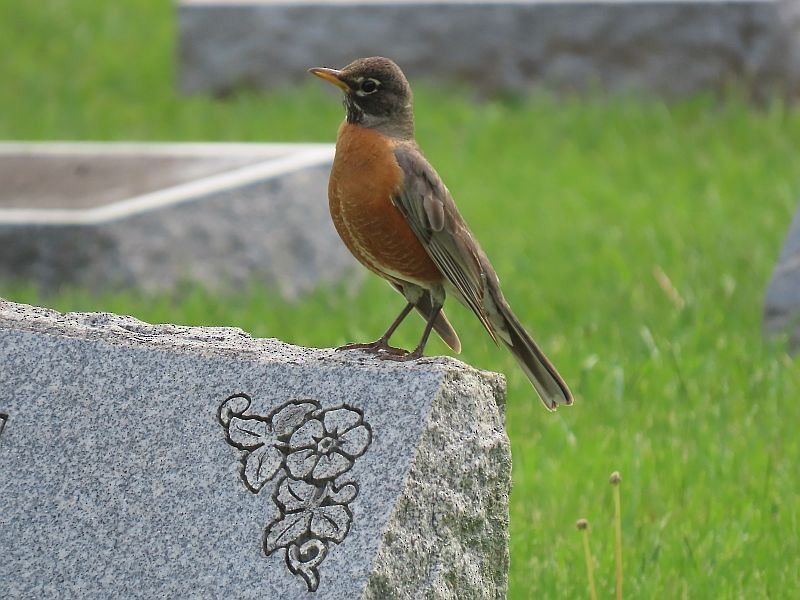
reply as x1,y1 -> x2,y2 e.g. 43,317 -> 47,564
286,408 -> 371,481
218,394 -> 372,592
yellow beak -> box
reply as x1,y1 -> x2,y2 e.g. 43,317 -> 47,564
308,67 -> 350,92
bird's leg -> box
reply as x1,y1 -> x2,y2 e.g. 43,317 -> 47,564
379,302 -> 442,362
336,302 -> 414,356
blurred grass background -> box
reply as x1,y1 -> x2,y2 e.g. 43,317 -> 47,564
3,1 -> 800,597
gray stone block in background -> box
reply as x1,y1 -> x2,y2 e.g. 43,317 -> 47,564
0,142 -> 358,298
179,0 -> 800,99
0,300 -> 510,599
764,202 -> 800,349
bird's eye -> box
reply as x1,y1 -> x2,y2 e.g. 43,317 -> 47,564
360,79 -> 379,94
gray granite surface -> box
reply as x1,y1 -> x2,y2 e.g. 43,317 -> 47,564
0,143 -> 358,298
0,300 -> 510,599
765,201 -> 800,349
179,0 -> 800,99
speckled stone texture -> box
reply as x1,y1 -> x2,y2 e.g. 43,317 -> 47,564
179,0 -> 800,100
0,143 -> 357,298
0,300 -> 510,599
765,200 -> 800,350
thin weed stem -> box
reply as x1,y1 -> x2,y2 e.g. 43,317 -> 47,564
576,519 -> 597,600
610,471 -> 623,600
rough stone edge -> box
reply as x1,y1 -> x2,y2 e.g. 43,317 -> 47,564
363,367 -> 510,599
0,298 -> 498,385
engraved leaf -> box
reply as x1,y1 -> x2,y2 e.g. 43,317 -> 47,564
227,416 -> 270,449
310,504 -> 352,543
271,400 -> 320,438
264,511 -> 313,554
243,444 -> 284,492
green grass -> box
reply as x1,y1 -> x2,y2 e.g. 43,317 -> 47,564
4,1 -> 800,597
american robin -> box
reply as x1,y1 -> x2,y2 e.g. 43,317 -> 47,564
310,57 -> 573,410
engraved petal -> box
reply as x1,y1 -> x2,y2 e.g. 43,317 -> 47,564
285,448 -> 319,479
289,419 -> 324,449
336,424 -> 371,458
322,408 -> 361,436
312,451 -> 352,480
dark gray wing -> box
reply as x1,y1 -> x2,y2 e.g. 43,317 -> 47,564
394,144 -> 573,409
392,144 -> 496,340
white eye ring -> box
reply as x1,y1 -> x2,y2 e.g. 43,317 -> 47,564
357,79 -> 380,96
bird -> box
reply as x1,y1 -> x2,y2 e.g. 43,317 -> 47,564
309,57 -> 573,410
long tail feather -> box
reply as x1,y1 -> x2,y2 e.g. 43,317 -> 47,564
495,301 -> 572,410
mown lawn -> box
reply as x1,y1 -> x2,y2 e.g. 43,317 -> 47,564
3,1 -> 800,597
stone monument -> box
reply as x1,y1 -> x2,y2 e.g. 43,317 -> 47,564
0,142 -> 356,298
0,300 -> 510,598
764,202 -> 800,350
179,0 -> 800,100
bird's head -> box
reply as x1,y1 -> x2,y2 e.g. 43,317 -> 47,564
309,56 -> 414,139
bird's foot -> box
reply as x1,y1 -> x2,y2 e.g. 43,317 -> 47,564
376,347 -> 424,362
336,339 -> 409,357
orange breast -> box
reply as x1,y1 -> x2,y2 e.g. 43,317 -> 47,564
328,123 -> 442,285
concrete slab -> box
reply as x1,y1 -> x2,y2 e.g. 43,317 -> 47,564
178,0 -> 800,99
764,200 -> 800,349
0,142 -> 358,298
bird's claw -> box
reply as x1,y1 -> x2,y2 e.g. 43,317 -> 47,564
336,340 -> 409,356
376,349 -> 424,362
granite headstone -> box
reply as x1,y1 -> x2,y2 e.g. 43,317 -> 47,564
179,0 -> 800,100
764,202 -> 800,349
0,300 -> 510,599
0,143 -> 357,298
